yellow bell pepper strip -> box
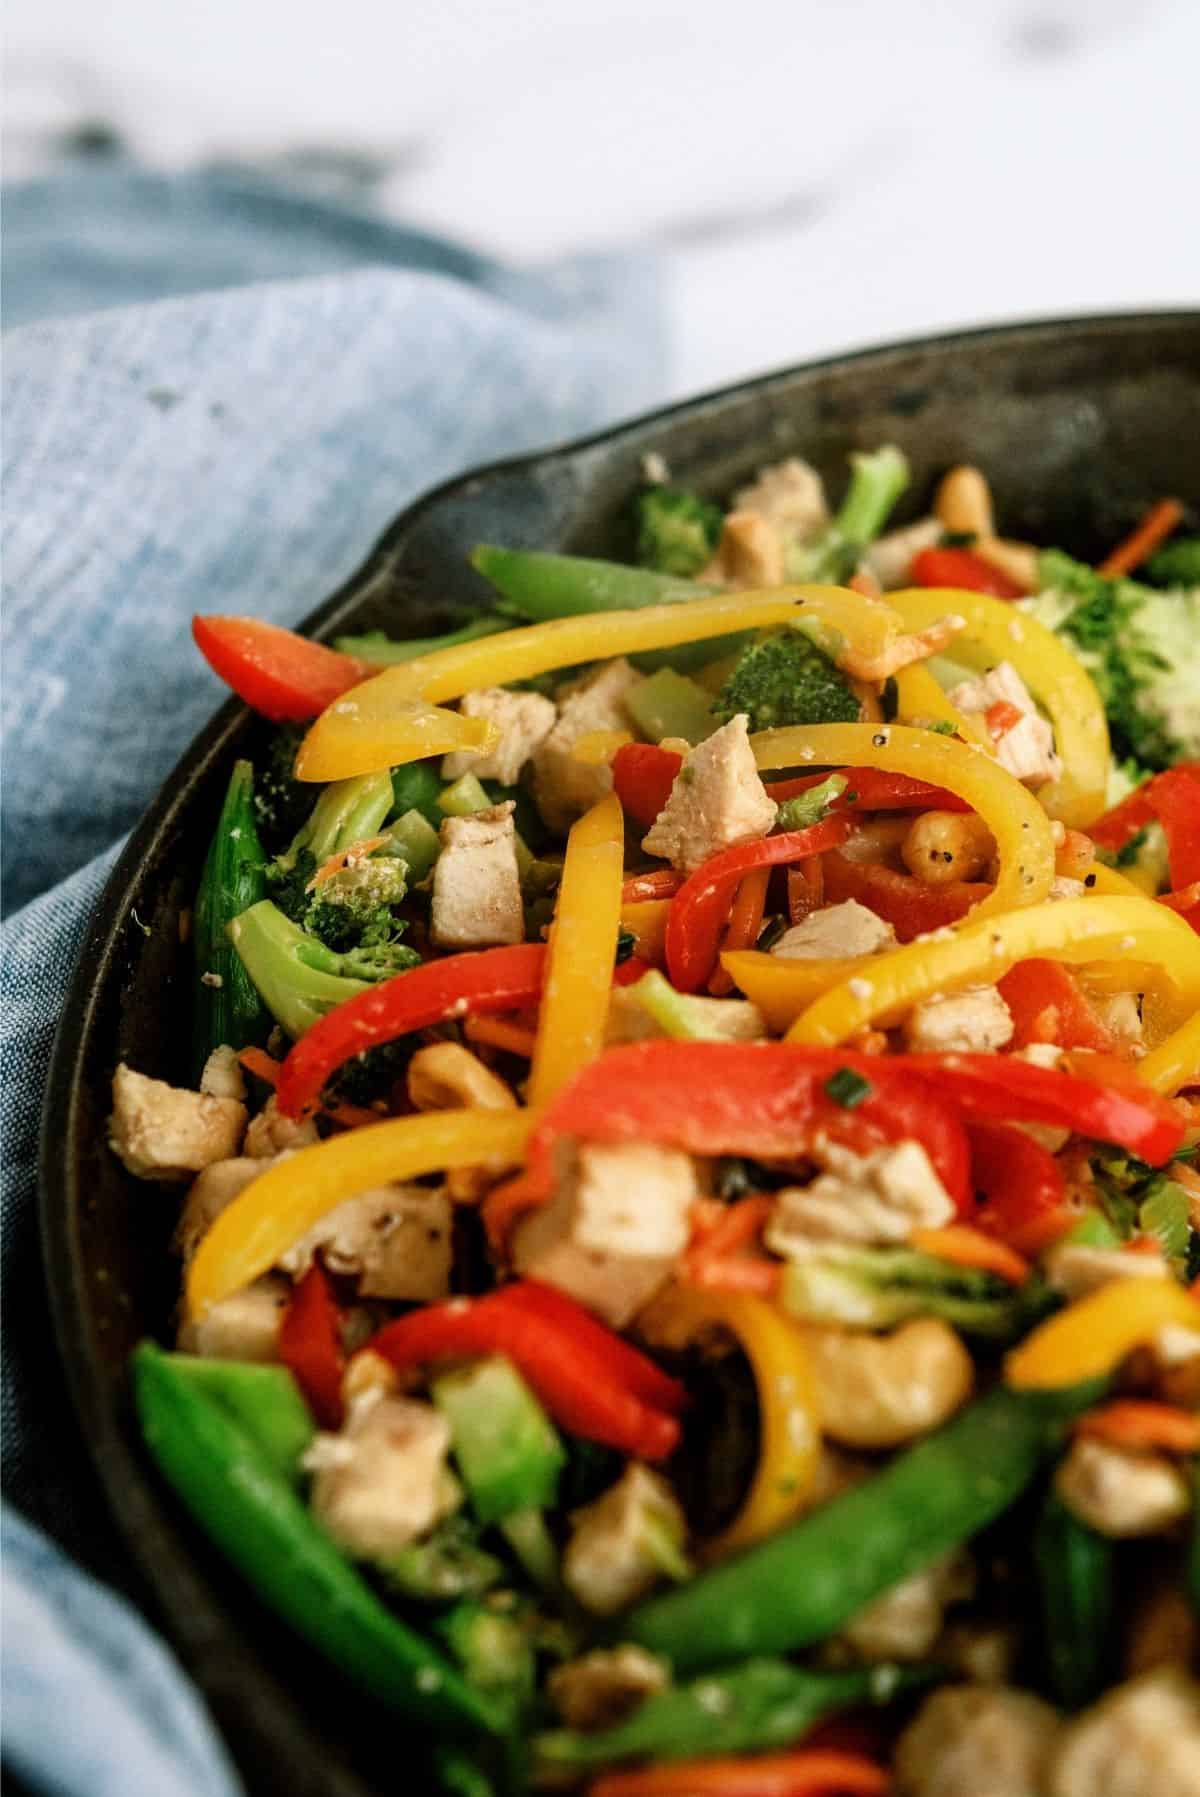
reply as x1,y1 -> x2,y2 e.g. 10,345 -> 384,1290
785,895 -> 1200,1048
186,1109 -> 536,1318
639,1285 -> 821,1557
888,585 -> 1110,827
528,793 -> 626,1107
620,898 -> 672,969
721,950 -> 882,1032
569,728 -> 634,765
1138,1010 -> 1200,1096
1088,862 -> 1155,901
297,693 -> 498,781
893,661 -> 988,747
749,721 -> 1056,921
295,587 -> 908,780
1006,1278 -> 1200,1391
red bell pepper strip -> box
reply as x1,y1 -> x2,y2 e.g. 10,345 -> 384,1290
822,850 -> 989,942
997,959 -> 1116,1052
192,616 -> 374,722
910,546 -> 1026,598
1089,764 -> 1200,888
899,1053 -> 1185,1166
612,954 -> 655,987
666,817 -> 853,992
765,768 -> 970,813
367,1283 -> 680,1461
276,944 -> 547,1117
498,1281 -> 688,1414
1160,882 -> 1200,933
522,1041 -> 973,1213
968,1120 -> 1068,1251
589,1748 -> 889,1797
278,1263 -> 345,1429
612,742 -> 684,829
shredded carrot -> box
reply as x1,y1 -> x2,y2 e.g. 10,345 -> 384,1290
482,1174 -> 543,1250
325,1100 -> 387,1131
910,1224 -> 1031,1286
687,1195 -> 774,1269
1076,1400 -> 1200,1455
985,699 -> 1023,738
238,1046 -> 281,1087
1005,1206 -> 1083,1260
309,833 -> 389,888
709,868 -> 770,996
1124,1234 -> 1167,1256
590,1747 -> 888,1797
688,1197 -> 728,1242
846,1028 -> 889,1056
1099,497 -> 1184,578
463,1014 -> 539,1059
787,855 -> 824,923
622,869 -> 685,903
688,1256 -> 781,1295
847,570 -> 882,599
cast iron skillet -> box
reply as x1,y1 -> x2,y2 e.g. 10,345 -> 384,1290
41,314 -> 1200,1795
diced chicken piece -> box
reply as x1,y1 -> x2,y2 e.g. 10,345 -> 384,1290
1090,990 -> 1144,1048
280,1185 -> 453,1302
863,516 -> 942,589
948,661 -> 1062,786
547,1644 -> 669,1730
771,898 -> 897,960
512,1140 -> 697,1328
605,986 -> 766,1045
766,1140 -> 955,1254
430,802 -> 523,949
840,1551 -> 975,1663
902,984 -> 1014,1054
532,660 -> 642,833
733,457 -> 829,542
699,511 -> 785,588
1045,1242 -> 1171,1301
199,1045 -> 247,1102
642,714 -> 777,875
177,1274 -> 289,1361
175,1157 -> 265,1264
109,1062 -> 246,1182
895,1685 -> 1061,1797
441,685 -> 557,786
308,1394 -> 460,1560
1055,1436 -> 1191,1538
563,1464 -> 688,1616
1049,1668 -> 1200,1797
244,1093 -> 319,1158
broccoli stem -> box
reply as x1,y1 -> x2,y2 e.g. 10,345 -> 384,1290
791,445 -> 909,583
278,771 -> 394,874
228,899 -> 372,1038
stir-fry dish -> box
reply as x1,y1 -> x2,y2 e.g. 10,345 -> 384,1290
112,451 -> 1200,1795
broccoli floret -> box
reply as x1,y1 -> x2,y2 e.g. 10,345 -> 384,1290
228,900 -> 417,1039
712,627 -> 860,733
267,772 -> 408,954
786,445 -> 909,583
1021,552 -> 1200,769
635,487 -> 724,577
327,1036 -> 415,1106
304,855 -> 411,952
1144,536 -> 1200,588
253,725 -> 312,848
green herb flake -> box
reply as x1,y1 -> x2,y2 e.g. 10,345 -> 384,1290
824,1067 -> 873,1109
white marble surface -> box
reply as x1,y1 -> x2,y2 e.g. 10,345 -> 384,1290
7,0 -> 1199,398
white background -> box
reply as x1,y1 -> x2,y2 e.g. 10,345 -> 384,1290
7,0 -> 1199,397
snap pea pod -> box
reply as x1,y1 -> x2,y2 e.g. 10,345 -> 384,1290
133,1343 -> 501,1734
192,758 -> 268,1073
1034,1489 -> 1114,1710
162,1355 -> 314,1485
336,618 -> 509,663
536,1658 -> 937,1772
469,545 -> 747,673
629,1383 -> 1101,1671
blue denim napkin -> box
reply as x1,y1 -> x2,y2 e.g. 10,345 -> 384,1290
1,168 -> 666,1795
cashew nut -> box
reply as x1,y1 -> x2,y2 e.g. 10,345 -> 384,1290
1055,1436 -> 1191,1538
802,1318 -> 974,1449
406,1041 -> 517,1200
935,465 -> 996,540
